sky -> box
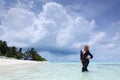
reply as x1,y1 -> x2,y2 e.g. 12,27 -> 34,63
0,0 -> 120,62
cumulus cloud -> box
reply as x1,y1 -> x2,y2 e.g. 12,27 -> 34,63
0,1 -> 47,47
88,32 -> 106,46
107,32 -> 120,48
2,8 -> 35,30
56,17 -> 96,47
0,1 -> 103,50
0,1 -> 119,61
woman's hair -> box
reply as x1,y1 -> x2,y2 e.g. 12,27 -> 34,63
84,45 -> 89,51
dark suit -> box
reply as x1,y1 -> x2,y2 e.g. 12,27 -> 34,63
80,50 -> 93,72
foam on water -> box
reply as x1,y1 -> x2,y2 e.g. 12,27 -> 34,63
0,62 -> 120,80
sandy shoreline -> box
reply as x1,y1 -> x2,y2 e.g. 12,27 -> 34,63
0,59 -> 42,75
0,59 -> 39,66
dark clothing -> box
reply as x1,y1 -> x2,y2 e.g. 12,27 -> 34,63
82,60 -> 89,72
80,50 -> 93,72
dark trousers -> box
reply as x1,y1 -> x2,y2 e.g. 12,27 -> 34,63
82,60 -> 89,72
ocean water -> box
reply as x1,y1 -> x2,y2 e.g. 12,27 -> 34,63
0,62 -> 120,80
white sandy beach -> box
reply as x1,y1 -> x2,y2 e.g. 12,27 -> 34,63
0,58 -> 39,66
0,58 -> 41,78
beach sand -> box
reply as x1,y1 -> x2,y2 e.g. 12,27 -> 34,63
0,59 -> 39,66
0,59 -> 40,76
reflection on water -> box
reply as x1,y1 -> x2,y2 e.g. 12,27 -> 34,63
0,62 -> 120,80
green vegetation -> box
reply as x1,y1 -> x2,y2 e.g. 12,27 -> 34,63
0,40 -> 47,61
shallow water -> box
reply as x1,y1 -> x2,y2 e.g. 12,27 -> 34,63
0,62 -> 120,80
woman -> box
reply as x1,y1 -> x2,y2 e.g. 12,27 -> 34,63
80,45 -> 93,72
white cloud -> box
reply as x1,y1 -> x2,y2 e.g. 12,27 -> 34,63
39,2 -> 70,30
106,32 -> 120,49
0,1 -> 100,49
0,1 -> 47,47
88,32 -> 106,46
71,31 -> 106,49
2,7 -> 35,31
0,1 -> 120,61
56,16 -> 96,47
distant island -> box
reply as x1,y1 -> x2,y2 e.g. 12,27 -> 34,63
0,40 -> 47,61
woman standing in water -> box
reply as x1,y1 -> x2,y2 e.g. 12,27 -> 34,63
80,45 -> 93,72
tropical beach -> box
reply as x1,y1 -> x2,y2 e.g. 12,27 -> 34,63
0,0 -> 120,80
0,60 -> 120,80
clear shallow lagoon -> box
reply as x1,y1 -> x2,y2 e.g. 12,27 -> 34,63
0,62 -> 120,80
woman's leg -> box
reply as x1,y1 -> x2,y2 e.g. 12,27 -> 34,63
82,62 -> 86,72
82,60 -> 89,72
84,60 -> 89,71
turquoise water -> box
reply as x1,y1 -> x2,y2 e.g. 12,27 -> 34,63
0,62 -> 120,80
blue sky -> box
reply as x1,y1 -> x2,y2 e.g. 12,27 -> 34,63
0,0 -> 120,62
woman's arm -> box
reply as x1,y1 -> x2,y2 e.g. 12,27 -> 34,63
86,51 -> 93,59
88,51 -> 93,59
